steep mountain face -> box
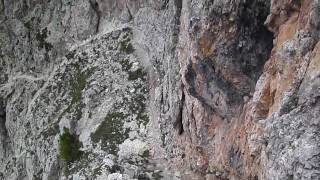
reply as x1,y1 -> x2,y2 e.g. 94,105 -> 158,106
0,0 -> 319,180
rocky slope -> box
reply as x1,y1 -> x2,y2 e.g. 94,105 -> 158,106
0,0 -> 319,179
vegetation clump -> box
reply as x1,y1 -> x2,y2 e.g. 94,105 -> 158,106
59,128 -> 82,164
63,69 -> 89,119
128,68 -> 146,81
91,112 -> 129,155
119,58 -> 133,71
71,71 -> 88,105
119,38 -> 134,54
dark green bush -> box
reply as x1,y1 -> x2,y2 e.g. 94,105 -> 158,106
59,128 -> 82,164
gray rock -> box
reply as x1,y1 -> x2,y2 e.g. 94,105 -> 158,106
0,0 -> 320,179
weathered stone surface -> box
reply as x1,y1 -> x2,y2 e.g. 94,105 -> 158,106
0,0 -> 319,179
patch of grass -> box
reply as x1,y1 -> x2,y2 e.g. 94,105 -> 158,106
129,94 -> 145,112
71,71 -> 88,105
91,112 -> 129,155
119,59 -> 147,82
65,151 -> 94,177
129,93 -> 149,126
119,58 -> 133,71
128,68 -> 146,81
64,69 -> 89,120
59,128 -> 82,164
119,38 -> 134,54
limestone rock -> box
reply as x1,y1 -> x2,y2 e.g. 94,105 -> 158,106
0,0 -> 319,180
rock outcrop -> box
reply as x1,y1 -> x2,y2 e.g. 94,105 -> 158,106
0,0 -> 319,179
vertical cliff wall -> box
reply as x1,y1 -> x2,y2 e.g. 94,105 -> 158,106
172,0 -> 320,179
0,0 -> 319,179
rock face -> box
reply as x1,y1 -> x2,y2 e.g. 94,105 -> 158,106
0,0 -> 319,180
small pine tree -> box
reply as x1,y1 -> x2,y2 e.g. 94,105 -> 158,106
59,128 -> 82,164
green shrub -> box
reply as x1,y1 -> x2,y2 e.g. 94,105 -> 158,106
59,128 -> 82,164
